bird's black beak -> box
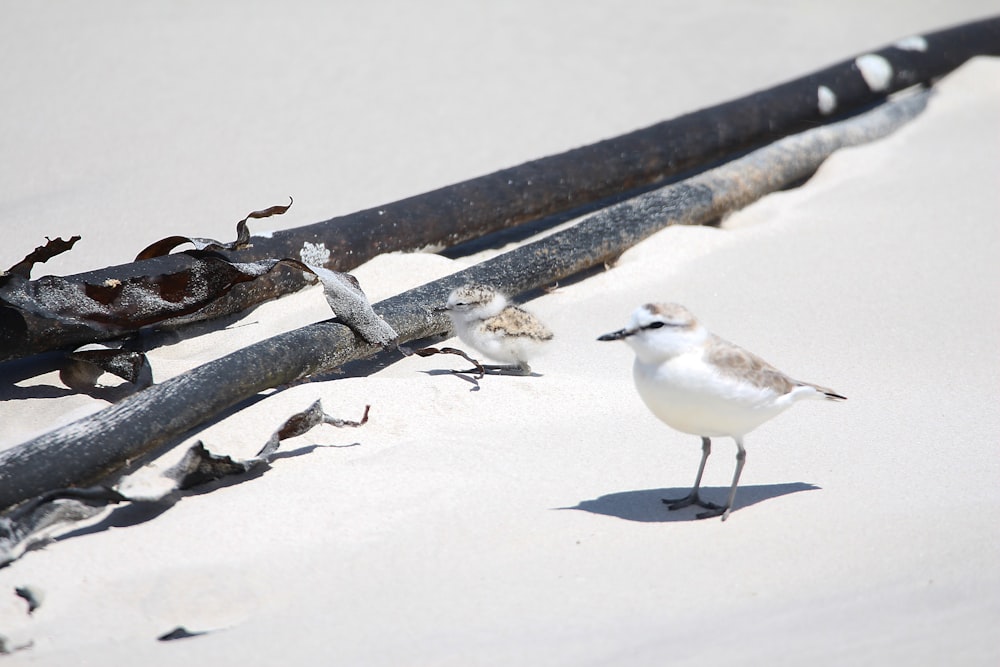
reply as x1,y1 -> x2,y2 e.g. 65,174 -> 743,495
597,328 -> 632,342
433,305 -> 450,313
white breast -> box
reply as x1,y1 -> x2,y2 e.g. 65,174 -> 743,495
632,353 -> 792,438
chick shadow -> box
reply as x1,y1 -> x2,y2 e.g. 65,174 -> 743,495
418,368 -> 483,390
561,483 -> 819,522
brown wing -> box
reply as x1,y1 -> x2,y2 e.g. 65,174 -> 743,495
482,306 -> 553,341
704,334 -> 796,395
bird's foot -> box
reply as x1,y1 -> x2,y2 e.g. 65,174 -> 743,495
662,492 -> 721,512
694,505 -> 733,521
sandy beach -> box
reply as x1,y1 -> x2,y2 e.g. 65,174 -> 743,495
2,3 -> 998,665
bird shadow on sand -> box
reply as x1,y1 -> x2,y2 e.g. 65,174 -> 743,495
561,483 -> 819,522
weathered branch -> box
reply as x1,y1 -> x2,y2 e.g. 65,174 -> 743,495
0,90 -> 929,512
229,16 -> 998,269
2,16 -> 996,363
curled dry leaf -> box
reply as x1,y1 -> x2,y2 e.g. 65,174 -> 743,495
59,346 -> 154,394
282,260 -> 398,346
165,400 -> 370,490
135,197 -> 293,260
0,198 -> 398,363
1,236 -> 81,285
1,256 -> 292,345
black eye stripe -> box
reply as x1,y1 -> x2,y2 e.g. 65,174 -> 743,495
644,321 -> 666,329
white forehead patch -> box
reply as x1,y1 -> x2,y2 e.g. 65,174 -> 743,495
630,303 -> 695,330
629,304 -> 658,328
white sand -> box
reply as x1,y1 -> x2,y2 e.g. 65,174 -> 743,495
2,3 -> 999,665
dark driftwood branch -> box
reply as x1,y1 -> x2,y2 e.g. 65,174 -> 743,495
0,91 -> 928,512
2,16 -> 996,364
230,16 -> 999,270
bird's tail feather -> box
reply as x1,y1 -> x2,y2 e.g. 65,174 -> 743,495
796,381 -> 847,401
813,383 -> 847,401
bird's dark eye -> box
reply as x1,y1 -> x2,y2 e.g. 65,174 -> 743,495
645,321 -> 665,329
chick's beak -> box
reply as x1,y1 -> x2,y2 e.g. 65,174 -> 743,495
597,328 -> 632,342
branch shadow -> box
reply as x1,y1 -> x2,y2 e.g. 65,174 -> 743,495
0,352 -> 72,400
560,482 -> 819,522
56,499 -> 177,539
54,443 -> 346,542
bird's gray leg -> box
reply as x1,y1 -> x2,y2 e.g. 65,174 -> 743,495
663,437 -> 722,511
696,438 -> 746,521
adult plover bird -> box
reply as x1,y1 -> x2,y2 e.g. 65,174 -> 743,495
438,284 -> 553,375
598,302 -> 845,520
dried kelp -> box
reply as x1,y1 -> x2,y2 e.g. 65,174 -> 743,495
0,236 -> 80,284
0,91 -> 929,514
288,261 -> 397,346
141,400 -> 368,494
0,251 -> 309,362
0,400 -> 368,568
134,197 -> 294,259
0,200 -> 396,362
58,345 -> 154,398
